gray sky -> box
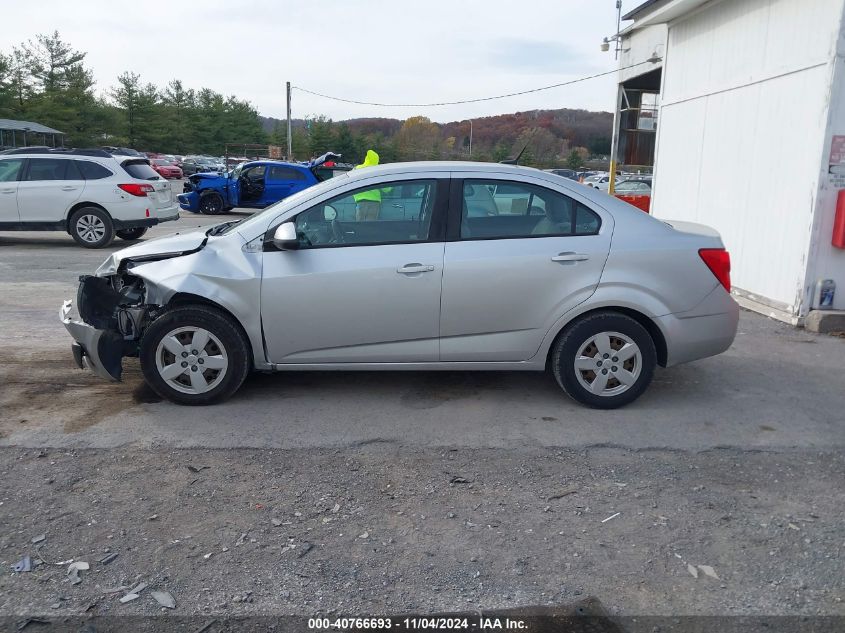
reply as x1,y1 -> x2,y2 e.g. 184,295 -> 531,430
7,0 -> 638,123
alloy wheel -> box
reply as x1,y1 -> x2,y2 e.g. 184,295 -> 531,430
154,326 -> 228,395
573,331 -> 642,397
77,214 -> 106,243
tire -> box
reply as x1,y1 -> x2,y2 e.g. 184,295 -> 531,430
551,311 -> 656,409
140,305 -> 251,405
69,207 -> 115,249
199,193 -> 224,215
116,227 -> 148,241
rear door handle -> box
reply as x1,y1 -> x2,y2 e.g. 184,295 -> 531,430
397,263 -> 435,274
60,186 -> 79,191
551,252 -> 590,263
0,188 -> 15,194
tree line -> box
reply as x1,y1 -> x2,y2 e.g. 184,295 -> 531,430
0,32 -> 612,168
0,31 -> 265,154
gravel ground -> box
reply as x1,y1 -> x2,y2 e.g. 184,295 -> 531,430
1,445 -> 842,619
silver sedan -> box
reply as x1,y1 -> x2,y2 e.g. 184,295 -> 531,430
61,161 -> 738,408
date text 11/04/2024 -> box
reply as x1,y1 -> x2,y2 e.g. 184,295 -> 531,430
307,617 -> 528,630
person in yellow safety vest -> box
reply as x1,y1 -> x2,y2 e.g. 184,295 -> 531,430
353,150 -> 383,220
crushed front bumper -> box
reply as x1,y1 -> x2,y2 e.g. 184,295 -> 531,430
177,191 -> 200,212
60,300 -> 124,381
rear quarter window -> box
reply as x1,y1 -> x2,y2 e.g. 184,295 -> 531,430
575,204 -> 601,235
122,160 -> 161,180
75,160 -> 113,180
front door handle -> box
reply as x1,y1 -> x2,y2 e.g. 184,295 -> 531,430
60,186 -> 79,191
551,252 -> 590,263
0,188 -> 15,194
397,263 -> 435,274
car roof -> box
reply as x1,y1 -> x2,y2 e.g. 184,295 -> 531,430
343,161 -> 551,180
243,160 -> 308,169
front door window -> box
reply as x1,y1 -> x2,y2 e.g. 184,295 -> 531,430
294,179 -> 437,247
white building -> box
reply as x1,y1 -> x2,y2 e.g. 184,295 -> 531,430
614,0 -> 845,325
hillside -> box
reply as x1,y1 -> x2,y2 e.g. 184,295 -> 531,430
258,108 -> 612,167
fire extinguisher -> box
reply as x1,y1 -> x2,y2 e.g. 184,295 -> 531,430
833,189 -> 845,248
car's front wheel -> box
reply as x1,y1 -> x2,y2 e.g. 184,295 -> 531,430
116,227 -> 148,241
69,207 -> 115,248
551,311 -> 656,409
199,193 -> 225,215
140,305 -> 251,405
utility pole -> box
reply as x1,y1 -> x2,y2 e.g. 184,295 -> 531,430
286,81 -> 292,160
462,119 -> 473,158
468,119 -> 473,158
608,85 -> 623,195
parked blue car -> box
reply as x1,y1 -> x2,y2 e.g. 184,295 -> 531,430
178,153 -> 350,214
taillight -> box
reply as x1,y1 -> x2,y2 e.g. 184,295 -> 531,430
699,248 -> 731,292
118,183 -> 154,197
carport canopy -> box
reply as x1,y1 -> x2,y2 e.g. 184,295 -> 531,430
0,118 -> 65,148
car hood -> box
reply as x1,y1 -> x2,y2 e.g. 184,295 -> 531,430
191,172 -> 226,182
95,229 -> 209,276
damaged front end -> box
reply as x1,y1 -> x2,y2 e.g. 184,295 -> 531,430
61,273 -> 165,381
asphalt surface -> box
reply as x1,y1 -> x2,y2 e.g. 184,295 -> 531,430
0,181 -> 844,451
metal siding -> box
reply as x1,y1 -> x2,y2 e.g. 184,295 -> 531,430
652,0 -> 844,313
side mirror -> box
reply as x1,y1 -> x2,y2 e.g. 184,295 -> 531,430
323,205 -> 338,221
272,222 -> 299,250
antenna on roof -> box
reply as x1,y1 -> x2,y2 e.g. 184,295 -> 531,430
500,144 -> 528,165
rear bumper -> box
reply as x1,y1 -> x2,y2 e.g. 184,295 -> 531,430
112,211 -> 179,230
657,299 -> 740,367
61,300 -> 123,381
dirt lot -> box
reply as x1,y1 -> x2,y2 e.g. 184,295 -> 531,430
1,201 -> 844,624
1,446 -> 843,619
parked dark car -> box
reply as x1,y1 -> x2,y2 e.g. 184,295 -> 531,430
181,156 -> 221,176
544,168 -> 579,181
102,147 -> 145,158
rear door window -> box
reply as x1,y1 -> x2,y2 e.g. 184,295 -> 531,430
75,160 -> 113,180
460,180 -> 601,239
268,166 -> 306,181
24,158 -> 80,181
122,160 -> 161,180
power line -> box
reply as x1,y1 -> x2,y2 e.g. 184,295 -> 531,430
292,60 -> 655,108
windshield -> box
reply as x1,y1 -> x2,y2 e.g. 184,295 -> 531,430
224,172 -> 351,236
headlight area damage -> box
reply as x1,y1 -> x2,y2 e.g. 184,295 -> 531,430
60,232 -> 217,382
61,228 -> 264,385
61,273 -> 165,381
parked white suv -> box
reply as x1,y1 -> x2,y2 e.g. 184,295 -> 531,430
0,148 -> 179,248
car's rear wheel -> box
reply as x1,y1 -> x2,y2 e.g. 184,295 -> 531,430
69,207 -> 115,249
199,193 -> 224,215
551,311 -> 656,409
140,305 -> 251,405
116,227 -> 148,241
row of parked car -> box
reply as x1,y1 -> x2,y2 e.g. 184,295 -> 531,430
543,168 -> 653,212
101,148 -> 228,180
0,141 -> 657,249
